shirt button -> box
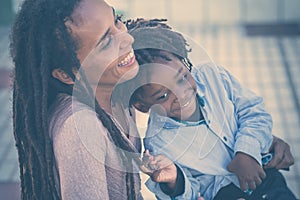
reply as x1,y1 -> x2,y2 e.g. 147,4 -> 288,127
223,136 -> 227,141
199,98 -> 205,107
207,119 -> 211,124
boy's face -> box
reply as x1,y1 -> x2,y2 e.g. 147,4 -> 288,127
133,53 -> 198,121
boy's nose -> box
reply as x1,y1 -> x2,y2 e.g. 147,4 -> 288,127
173,89 -> 186,104
175,84 -> 188,98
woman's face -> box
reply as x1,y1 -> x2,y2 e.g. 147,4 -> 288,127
68,0 -> 139,87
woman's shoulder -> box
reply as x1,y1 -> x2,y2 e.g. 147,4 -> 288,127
48,93 -> 100,138
49,94 -> 112,157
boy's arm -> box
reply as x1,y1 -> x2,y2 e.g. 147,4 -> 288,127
218,66 -> 273,164
142,161 -> 203,200
227,152 -> 266,191
142,139 -> 202,200
217,66 -> 273,191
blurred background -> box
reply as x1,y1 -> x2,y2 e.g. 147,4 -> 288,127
1,0 -> 299,199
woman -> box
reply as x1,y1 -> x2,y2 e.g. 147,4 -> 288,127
10,0 -> 157,199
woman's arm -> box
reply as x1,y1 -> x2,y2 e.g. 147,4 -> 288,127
218,65 -> 273,163
265,135 -> 294,169
53,110 -> 110,199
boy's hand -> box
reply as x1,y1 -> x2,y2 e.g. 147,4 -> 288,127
264,135 -> 294,170
139,150 -> 177,189
227,152 -> 266,191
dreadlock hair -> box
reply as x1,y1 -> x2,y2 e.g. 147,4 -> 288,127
10,0 -> 139,199
115,18 -> 193,109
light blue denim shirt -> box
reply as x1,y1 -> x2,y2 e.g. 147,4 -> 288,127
144,63 -> 273,200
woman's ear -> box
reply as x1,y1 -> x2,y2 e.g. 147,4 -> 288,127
52,69 -> 75,85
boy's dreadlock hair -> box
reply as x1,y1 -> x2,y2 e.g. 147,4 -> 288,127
115,18 -> 192,108
10,0 -> 139,199
126,18 -> 192,66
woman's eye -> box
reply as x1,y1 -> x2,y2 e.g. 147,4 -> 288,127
98,35 -> 113,50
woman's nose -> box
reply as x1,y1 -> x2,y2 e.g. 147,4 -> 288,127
115,31 -> 134,50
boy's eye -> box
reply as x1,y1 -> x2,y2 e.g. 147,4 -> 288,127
157,92 -> 168,101
177,73 -> 188,84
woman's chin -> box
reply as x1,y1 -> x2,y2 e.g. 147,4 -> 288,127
118,61 -> 139,83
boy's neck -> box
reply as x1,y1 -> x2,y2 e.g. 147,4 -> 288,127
186,100 -> 204,122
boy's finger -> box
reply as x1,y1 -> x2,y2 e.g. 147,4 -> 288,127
239,179 -> 248,191
139,164 -> 153,175
143,149 -> 150,155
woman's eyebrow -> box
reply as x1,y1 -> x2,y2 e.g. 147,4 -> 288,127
95,7 -> 115,47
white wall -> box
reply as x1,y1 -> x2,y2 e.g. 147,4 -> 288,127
107,0 -> 300,25
14,0 -> 300,25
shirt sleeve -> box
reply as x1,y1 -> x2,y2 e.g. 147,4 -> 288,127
52,109 -> 110,200
218,66 -> 273,164
145,165 -> 201,200
144,136 -> 201,200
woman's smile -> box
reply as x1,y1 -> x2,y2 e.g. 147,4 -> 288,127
118,50 -> 136,67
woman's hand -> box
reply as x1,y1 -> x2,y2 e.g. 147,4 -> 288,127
264,135 -> 294,170
227,152 -> 266,191
140,150 -> 177,189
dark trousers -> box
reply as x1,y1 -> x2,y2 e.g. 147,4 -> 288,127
213,169 -> 297,200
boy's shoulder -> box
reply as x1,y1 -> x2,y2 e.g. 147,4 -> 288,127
192,63 -> 227,82
193,62 -> 224,73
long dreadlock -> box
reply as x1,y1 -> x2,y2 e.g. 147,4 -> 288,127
10,0 -> 139,199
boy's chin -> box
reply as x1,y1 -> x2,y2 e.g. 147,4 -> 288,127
180,107 -> 199,121
172,112 -> 194,121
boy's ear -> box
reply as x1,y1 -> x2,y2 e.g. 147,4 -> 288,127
52,69 -> 75,85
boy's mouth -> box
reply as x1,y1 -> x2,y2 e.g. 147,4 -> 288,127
182,98 -> 192,108
181,90 -> 196,108
171,91 -> 196,114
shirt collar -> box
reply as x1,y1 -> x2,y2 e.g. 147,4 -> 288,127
191,66 -> 206,98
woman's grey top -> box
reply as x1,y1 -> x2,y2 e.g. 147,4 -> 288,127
49,94 -> 143,200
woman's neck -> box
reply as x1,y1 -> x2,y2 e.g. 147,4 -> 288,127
95,85 -> 114,114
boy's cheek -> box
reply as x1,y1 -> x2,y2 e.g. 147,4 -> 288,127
133,102 -> 150,113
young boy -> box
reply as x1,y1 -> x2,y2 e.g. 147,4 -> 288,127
121,19 -> 297,200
